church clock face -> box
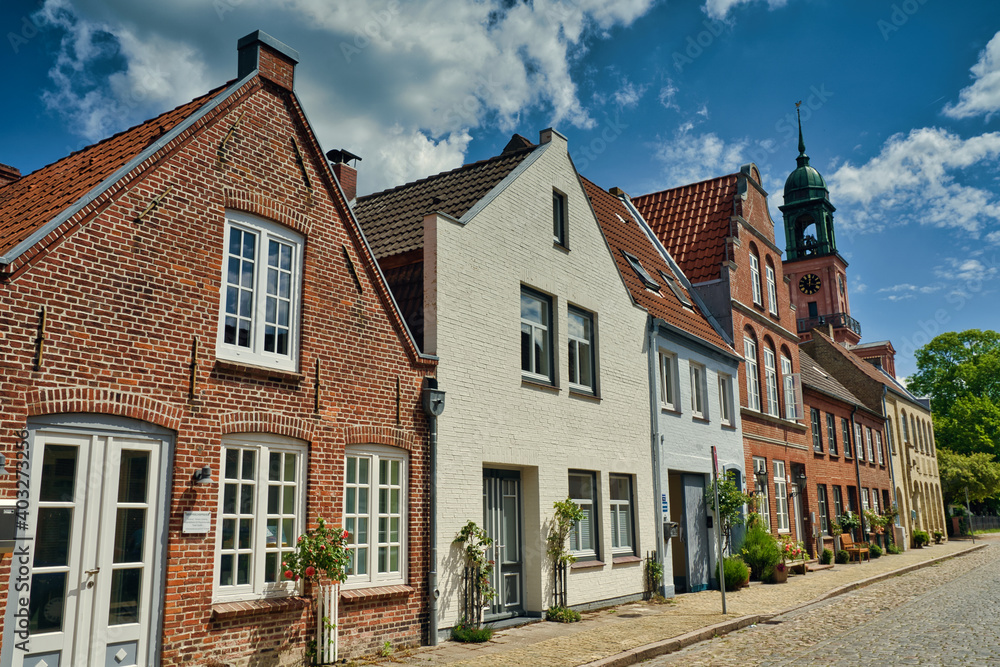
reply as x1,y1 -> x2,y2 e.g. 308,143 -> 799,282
799,273 -> 821,295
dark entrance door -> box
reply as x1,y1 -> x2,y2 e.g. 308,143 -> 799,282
483,469 -> 523,619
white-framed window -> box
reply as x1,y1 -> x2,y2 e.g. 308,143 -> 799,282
753,457 -> 770,531
781,353 -> 798,420
826,413 -> 838,455
774,460 -> 789,533
568,306 -> 595,393
719,374 -> 733,426
744,335 -> 761,411
749,250 -> 762,306
832,485 -> 843,518
810,408 -> 822,451
344,445 -> 408,588
521,287 -> 553,383
569,471 -> 598,560
765,263 -> 778,315
871,490 -> 880,515
609,474 -> 634,555
763,347 -> 779,417
887,421 -> 895,455
817,484 -> 829,534
900,410 -> 910,443
553,189 -> 568,246
865,427 -> 875,461
218,212 -> 304,371
876,431 -> 885,464
855,423 -> 865,460
215,434 -> 307,601
842,418 -> 853,458
659,350 -> 678,411
690,362 -> 707,419
861,487 -> 870,512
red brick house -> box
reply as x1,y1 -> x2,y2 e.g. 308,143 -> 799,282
634,165 -> 814,546
0,31 -> 435,666
799,348 -> 893,555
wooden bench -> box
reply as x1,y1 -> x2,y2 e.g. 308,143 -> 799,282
840,534 -> 870,563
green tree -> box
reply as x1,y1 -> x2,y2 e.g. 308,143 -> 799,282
932,394 -> 1000,460
908,329 -> 1000,417
705,471 -> 754,552
937,448 -> 1000,507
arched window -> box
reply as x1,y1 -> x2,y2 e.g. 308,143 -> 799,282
762,338 -> 779,417
780,346 -> 797,420
765,257 -> 778,316
743,329 -> 761,412
900,410 -> 909,443
749,245 -> 763,307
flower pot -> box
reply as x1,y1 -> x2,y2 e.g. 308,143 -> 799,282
767,564 -> 788,584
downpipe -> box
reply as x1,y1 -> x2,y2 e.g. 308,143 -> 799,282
422,378 -> 446,646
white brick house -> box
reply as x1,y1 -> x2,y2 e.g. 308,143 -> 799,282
356,130 -> 654,636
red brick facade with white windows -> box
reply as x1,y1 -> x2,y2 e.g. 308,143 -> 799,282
0,32 -> 434,665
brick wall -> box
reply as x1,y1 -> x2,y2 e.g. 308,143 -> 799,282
0,71 -> 433,664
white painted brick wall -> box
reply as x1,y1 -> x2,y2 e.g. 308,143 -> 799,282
426,133 -> 653,627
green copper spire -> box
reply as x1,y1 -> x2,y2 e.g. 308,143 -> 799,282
781,103 -> 836,260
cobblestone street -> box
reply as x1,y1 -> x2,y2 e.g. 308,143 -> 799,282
646,541 -> 1000,666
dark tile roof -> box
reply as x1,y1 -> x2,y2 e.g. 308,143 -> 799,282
0,84 -> 229,258
799,348 -> 866,407
582,178 -> 734,356
813,330 -> 926,406
382,261 -> 424,348
631,174 -> 738,283
355,141 -> 537,259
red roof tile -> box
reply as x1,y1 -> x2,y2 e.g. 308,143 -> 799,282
0,84 -> 230,258
582,178 -> 734,356
355,141 -> 536,259
631,174 -> 738,283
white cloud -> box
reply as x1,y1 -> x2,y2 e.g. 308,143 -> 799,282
658,81 -> 679,111
32,0 -> 657,193
702,0 -> 788,20
944,30 -> 1000,120
875,283 -> 940,300
652,128 -> 748,187
613,78 -> 647,109
827,127 -> 1000,235
934,257 -> 999,283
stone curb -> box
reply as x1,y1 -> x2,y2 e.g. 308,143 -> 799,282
578,543 -> 987,667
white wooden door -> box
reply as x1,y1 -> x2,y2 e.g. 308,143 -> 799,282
17,430 -> 163,667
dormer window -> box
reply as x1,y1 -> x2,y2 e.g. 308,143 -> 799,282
553,190 -> 567,247
658,269 -> 693,308
621,251 -> 660,291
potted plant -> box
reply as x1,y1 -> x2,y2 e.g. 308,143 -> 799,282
830,520 -> 843,552
933,530 -> 944,544
738,523 -> 781,581
779,535 -> 808,575
913,529 -> 930,548
838,511 -> 861,540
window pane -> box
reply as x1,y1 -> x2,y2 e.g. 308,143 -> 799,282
269,452 -> 281,481
242,450 -> 256,480
34,508 -> 73,567
284,454 -> 296,482
39,445 -> 77,502
108,568 -> 142,626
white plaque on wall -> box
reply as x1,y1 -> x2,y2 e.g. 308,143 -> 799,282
183,511 -> 212,534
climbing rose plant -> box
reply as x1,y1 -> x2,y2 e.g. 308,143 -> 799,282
282,518 -> 352,583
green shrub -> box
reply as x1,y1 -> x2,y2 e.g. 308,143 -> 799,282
886,543 -> 901,555
835,550 -> 849,564
738,523 -> 782,580
869,544 -> 883,558
913,530 -> 930,548
452,624 -> 493,642
716,556 -> 750,591
545,606 -> 581,623
820,548 -> 834,565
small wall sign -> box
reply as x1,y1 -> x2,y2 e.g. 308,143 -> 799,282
183,511 -> 212,534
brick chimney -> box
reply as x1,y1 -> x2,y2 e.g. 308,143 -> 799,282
853,340 -> 897,378
326,149 -> 361,205
0,162 -> 21,187
237,30 -> 299,90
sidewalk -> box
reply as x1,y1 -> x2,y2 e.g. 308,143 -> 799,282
386,538 -> 990,667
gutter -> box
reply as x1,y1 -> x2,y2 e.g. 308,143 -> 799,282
421,379 -> 446,645
646,316 -> 669,597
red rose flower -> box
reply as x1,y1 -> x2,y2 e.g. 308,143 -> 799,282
306,566 -> 316,577
341,529 -> 349,540
284,570 -> 294,580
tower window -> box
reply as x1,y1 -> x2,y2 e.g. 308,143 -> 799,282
807,302 -> 818,318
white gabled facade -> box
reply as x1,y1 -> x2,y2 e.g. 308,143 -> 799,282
423,130 -> 653,631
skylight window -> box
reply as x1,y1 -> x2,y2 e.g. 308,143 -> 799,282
621,251 -> 660,291
658,269 -> 693,308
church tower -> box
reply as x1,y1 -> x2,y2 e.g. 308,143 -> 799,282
780,108 -> 861,345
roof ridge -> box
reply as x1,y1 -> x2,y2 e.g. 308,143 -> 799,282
633,171 -> 739,201
357,143 -> 536,202
14,80 -> 233,181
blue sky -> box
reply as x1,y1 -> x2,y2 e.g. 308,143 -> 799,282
3,0 -> 1000,379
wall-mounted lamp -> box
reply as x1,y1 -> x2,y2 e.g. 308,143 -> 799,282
192,465 -> 213,486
